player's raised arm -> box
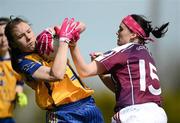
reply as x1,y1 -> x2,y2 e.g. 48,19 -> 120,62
69,44 -> 106,78
34,18 -> 80,80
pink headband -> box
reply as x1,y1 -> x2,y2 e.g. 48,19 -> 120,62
122,15 -> 154,42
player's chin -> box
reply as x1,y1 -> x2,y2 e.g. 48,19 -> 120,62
26,46 -> 35,52
117,40 -> 122,46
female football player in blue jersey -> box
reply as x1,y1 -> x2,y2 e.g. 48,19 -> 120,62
69,14 -> 169,123
0,17 -> 28,123
5,17 -> 104,123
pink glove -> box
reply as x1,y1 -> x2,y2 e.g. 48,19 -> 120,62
36,29 -> 54,55
54,18 -> 81,43
72,28 -> 81,41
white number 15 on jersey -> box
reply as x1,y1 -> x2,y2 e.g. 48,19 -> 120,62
139,59 -> 161,95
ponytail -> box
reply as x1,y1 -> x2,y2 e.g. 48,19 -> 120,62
151,22 -> 169,38
131,14 -> 169,42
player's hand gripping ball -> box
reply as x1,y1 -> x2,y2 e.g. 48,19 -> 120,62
54,18 -> 81,43
36,28 -> 59,60
36,18 -> 86,61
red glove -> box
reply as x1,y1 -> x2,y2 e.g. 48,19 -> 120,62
36,29 -> 54,55
54,18 -> 81,43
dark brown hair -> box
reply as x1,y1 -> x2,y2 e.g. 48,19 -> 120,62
5,16 -> 29,72
131,14 -> 169,44
0,17 -> 10,25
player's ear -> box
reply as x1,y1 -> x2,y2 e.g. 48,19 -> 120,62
130,32 -> 137,39
129,32 -> 138,42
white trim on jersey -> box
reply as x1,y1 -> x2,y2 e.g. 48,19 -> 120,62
127,60 -> 135,105
95,43 -> 135,63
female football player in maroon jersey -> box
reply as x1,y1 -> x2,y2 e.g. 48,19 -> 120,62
69,14 -> 169,123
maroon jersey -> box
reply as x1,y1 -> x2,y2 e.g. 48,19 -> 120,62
95,43 -> 162,112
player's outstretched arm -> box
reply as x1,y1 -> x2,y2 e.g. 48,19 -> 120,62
90,52 -> 115,92
70,46 -> 106,78
32,18 -> 80,81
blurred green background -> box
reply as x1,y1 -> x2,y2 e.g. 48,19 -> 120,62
1,0 -> 180,122
14,79 -> 180,123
